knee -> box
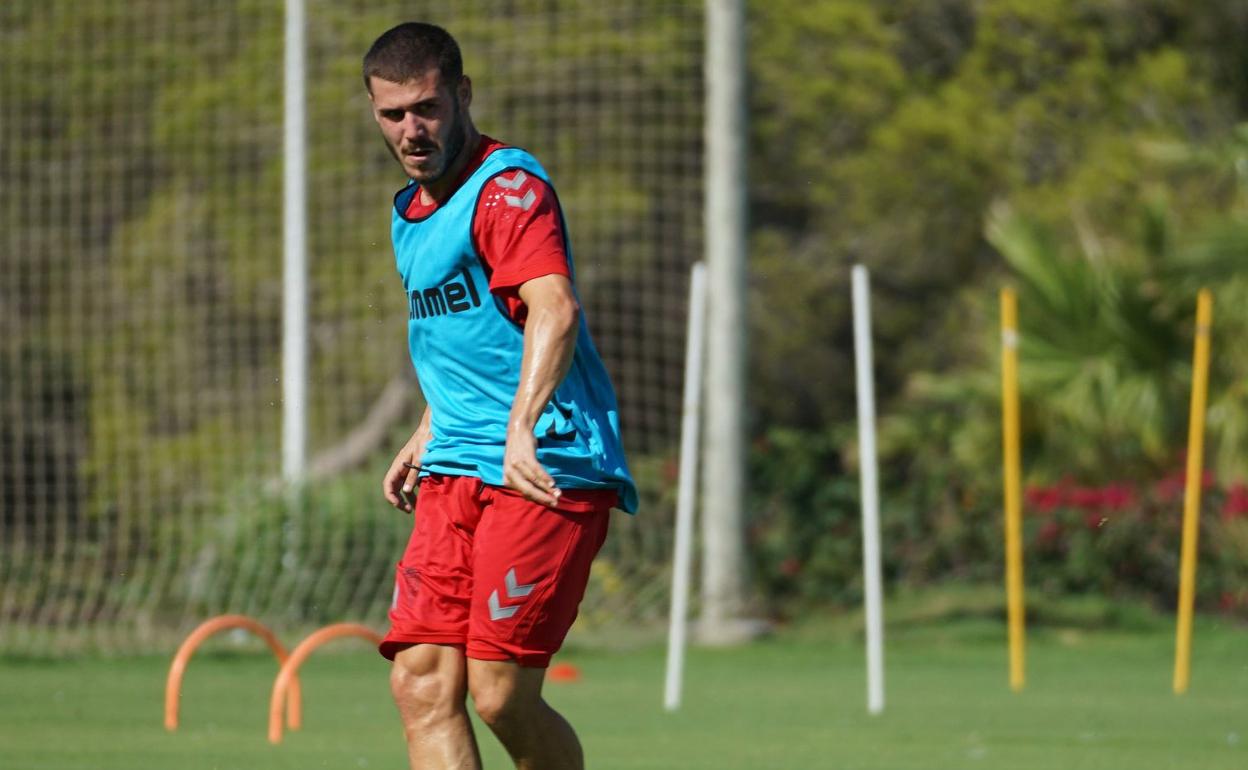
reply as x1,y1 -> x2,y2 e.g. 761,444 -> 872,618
469,673 -> 530,729
390,648 -> 466,725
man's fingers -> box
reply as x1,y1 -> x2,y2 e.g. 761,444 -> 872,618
519,481 -> 558,507
399,466 -> 419,512
382,457 -> 417,512
513,457 -> 555,489
386,481 -> 408,511
504,464 -> 560,507
382,465 -> 403,507
533,468 -> 557,491
381,433 -> 426,514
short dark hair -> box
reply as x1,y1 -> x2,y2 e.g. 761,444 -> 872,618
363,22 -> 463,91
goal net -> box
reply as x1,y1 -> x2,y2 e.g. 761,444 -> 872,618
0,0 -> 703,654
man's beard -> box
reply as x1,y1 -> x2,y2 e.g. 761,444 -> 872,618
394,101 -> 467,184
432,108 -> 467,182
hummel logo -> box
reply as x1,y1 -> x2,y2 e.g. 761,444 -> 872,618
408,267 -> 482,321
504,567 -> 535,598
494,170 -> 528,190
488,568 -> 536,621
504,189 -> 536,211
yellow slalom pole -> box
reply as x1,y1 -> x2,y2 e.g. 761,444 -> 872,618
1000,288 -> 1025,692
1174,289 -> 1214,695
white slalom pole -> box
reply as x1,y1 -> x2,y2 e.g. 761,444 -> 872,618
852,265 -> 885,715
281,0 -> 308,485
664,262 -> 709,712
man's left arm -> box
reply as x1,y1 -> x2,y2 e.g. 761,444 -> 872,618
502,274 -> 579,506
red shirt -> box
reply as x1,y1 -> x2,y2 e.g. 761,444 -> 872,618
404,135 -> 570,324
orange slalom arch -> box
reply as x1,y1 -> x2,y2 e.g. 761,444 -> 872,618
268,622 -> 383,744
164,614 -> 302,732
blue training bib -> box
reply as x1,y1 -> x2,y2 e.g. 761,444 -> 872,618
392,147 -> 638,513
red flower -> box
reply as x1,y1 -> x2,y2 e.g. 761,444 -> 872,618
1223,483 -> 1248,521
1100,483 -> 1135,511
1067,486 -> 1104,511
1026,485 -> 1062,513
779,557 -> 802,577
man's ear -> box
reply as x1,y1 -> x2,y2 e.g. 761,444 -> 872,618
458,76 -> 473,110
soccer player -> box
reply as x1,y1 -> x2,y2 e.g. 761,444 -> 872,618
364,22 -> 637,770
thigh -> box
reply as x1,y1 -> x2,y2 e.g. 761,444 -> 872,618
392,642 -> 470,698
380,475 -> 486,661
466,487 -> 612,667
466,657 -> 545,711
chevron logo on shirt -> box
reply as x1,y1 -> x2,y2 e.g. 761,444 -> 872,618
494,171 -> 536,211
494,170 -> 528,190
504,189 -> 536,210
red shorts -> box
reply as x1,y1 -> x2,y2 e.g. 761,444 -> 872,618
379,474 -> 613,668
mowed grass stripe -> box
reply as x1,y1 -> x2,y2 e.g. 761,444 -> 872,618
1,609 -> 1244,769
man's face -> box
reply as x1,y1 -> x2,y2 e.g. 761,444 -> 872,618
368,69 -> 469,184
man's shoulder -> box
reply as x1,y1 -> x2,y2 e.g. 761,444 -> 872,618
477,143 -> 550,181
474,146 -> 556,212
473,165 -> 560,224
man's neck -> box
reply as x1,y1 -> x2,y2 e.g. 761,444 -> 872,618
420,126 -> 482,205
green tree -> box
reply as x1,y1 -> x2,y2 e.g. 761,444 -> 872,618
746,0 -> 1244,437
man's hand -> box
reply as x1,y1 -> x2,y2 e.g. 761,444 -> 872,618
383,408 -> 431,513
503,423 -> 561,507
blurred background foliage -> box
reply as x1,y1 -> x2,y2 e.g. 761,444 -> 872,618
1,0 -> 705,649
746,0 -> 1248,615
3,0 -> 1248,646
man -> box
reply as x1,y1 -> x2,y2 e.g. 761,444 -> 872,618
364,22 -> 638,770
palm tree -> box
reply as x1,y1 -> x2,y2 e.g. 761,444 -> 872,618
986,177 -> 1247,480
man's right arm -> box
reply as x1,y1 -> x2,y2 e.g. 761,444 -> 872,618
382,404 -> 431,513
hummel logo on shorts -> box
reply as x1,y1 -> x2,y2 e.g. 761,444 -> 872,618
488,568 -> 536,621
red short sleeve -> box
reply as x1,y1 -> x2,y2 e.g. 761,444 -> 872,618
472,169 -> 571,323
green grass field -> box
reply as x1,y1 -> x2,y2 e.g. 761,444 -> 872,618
2,592 -> 1245,769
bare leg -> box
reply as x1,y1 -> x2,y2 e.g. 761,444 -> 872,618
391,644 -> 483,770
467,658 -> 583,770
